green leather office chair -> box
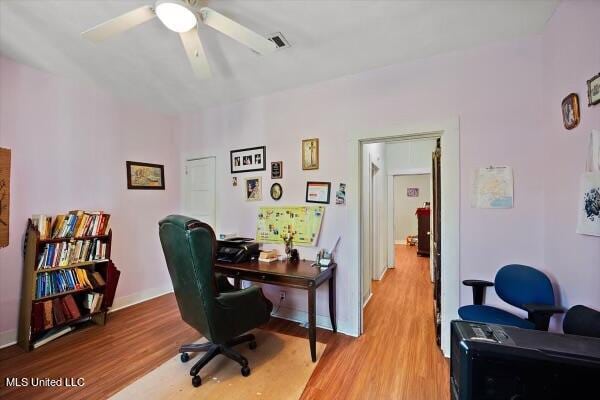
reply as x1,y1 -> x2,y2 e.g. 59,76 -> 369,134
158,215 -> 273,387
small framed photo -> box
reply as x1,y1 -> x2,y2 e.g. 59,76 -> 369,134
232,177 -> 238,186
302,138 -> 319,170
126,161 -> 165,190
270,183 -> 283,201
271,161 -> 283,179
306,181 -> 331,204
561,93 -> 580,130
407,188 -> 419,197
230,146 -> 266,174
245,177 -> 262,201
587,72 -> 600,106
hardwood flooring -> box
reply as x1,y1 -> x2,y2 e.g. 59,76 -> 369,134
0,245 -> 448,399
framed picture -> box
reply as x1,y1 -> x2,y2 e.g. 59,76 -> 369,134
126,161 -> 165,190
407,188 -> 419,197
245,177 -> 262,201
270,183 -> 283,201
561,93 -> 580,130
587,72 -> 600,106
302,138 -> 319,170
230,146 -> 266,174
271,161 -> 283,179
335,183 -> 346,205
306,181 -> 331,204
232,177 -> 238,186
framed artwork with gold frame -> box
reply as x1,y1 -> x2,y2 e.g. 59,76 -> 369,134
302,138 -> 319,170
561,93 -> 580,130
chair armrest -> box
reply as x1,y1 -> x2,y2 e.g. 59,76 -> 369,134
522,303 -> 565,315
462,280 -> 494,305
523,304 -> 564,331
462,279 -> 494,288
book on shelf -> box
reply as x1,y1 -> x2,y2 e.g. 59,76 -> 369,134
33,326 -> 75,349
39,210 -> 110,240
83,293 -> 104,313
32,294 -> 83,335
35,268 -> 102,299
37,238 -> 107,268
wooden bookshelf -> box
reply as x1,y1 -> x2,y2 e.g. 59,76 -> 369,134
18,217 -> 120,351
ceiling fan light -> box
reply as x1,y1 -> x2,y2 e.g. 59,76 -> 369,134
155,1 -> 197,33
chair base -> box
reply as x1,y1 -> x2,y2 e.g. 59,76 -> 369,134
179,333 -> 257,387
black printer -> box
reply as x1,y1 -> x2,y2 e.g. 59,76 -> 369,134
216,237 -> 260,263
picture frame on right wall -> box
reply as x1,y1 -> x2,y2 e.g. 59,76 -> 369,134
306,181 -> 331,204
587,72 -> 600,106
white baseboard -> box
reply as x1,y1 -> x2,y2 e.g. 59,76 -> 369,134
0,329 -> 17,349
0,285 -> 175,349
271,305 -> 355,337
395,240 -> 406,245
109,285 -> 174,313
362,293 -> 373,308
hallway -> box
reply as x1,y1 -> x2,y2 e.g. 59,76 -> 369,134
300,244 -> 449,399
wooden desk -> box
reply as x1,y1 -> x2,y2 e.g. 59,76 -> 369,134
214,259 -> 337,362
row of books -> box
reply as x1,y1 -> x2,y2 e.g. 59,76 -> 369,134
37,239 -> 107,268
31,210 -> 110,240
32,295 -> 81,334
35,268 -> 105,299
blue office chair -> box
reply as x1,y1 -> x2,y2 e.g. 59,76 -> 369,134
459,264 -> 563,330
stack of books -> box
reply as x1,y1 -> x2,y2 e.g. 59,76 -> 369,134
258,249 -> 279,263
37,238 -> 107,268
35,268 -> 105,299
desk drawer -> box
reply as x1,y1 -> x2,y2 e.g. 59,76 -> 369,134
218,268 -> 313,289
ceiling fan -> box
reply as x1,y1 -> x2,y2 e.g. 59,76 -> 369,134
81,0 -> 277,79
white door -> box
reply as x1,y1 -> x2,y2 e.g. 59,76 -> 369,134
184,157 -> 216,229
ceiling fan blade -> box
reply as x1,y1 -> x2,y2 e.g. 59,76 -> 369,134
179,27 -> 211,79
199,7 -> 277,55
82,5 -> 156,42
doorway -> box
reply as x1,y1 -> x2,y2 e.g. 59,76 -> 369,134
353,118 -> 459,356
183,157 -> 216,229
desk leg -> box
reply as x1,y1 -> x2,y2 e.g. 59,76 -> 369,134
329,270 -> 337,333
308,285 -> 317,362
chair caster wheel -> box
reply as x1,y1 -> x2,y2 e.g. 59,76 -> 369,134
249,341 -> 257,350
180,352 -> 190,363
241,366 -> 251,377
192,375 -> 201,387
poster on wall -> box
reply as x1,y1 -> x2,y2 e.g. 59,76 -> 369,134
0,148 -> 10,248
576,173 -> 600,236
471,166 -> 514,209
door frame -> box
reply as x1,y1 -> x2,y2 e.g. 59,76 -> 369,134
182,155 -> 217,230
349,117 -> 459,357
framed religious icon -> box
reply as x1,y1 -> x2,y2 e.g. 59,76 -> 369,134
271,161 -> 283,179
302,138 -> 319,170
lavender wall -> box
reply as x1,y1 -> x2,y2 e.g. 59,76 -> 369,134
177,34 -> 547,335
541,0 -> 600,329
0,57 -> 180,344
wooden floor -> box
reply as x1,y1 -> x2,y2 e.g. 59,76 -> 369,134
0,245 -> 448,399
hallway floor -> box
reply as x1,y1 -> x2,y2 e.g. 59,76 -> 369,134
300,244 -> 449,399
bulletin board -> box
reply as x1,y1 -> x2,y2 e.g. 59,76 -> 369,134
256,206 -> 325,246
0,148 -> 10,248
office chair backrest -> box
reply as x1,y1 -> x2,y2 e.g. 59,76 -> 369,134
159,215 -> 218,341
495,264 -> 555,311
563,305 -> 600,338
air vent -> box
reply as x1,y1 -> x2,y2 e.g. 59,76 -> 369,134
268,32 -> 290,49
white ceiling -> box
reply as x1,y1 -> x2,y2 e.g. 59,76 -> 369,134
0,0 -> 559,115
